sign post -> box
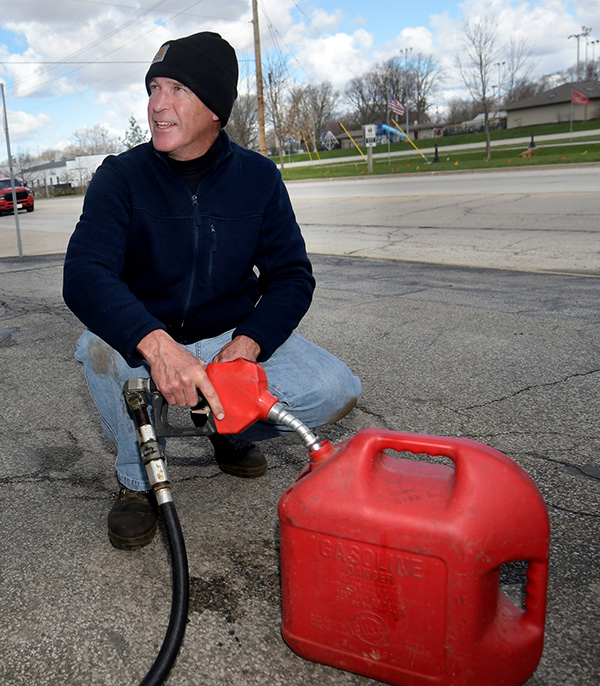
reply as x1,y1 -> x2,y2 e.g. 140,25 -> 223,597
363,124 -> 376,172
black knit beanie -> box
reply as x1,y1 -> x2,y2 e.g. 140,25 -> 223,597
145,32 -> 238,126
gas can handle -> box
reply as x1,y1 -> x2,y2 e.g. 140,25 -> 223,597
523,560 -> 548,625
358,429 -> 520,493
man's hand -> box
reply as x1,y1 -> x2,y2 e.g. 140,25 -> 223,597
212,335 -> 261,364
136,329 -> 225,419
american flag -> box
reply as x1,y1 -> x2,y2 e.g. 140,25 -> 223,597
388,97 -> 405,116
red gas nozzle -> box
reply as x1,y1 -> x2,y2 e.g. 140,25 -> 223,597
205,359 -> 279,434
205,359 -> 324,452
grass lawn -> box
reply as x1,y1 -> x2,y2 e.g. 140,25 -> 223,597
278,121 -> 600,181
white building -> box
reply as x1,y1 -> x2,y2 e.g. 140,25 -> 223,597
27,154 -> 111,194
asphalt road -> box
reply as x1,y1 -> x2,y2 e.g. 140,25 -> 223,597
0,166 -> 598,685
288,165 -> 600,275
2,165 -> 598,275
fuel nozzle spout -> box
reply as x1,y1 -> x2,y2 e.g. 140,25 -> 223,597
267,401 -> 323,452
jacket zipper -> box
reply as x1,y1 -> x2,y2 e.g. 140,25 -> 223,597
181,194 -> 201,333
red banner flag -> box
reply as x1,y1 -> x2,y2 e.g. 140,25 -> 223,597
572,90 -> 590,105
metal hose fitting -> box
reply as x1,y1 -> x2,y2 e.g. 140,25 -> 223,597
123,378 -> 173,506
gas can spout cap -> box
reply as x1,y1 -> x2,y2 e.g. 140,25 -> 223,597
308,439 -> 335,464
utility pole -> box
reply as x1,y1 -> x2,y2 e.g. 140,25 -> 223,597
1,83 -> 23,258
252,0 -> 267,156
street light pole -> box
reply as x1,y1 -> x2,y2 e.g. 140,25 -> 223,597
568,27 -> 592,80
1,82 -> 23,258
586,38 -> 599,76
495,61 -> 505,106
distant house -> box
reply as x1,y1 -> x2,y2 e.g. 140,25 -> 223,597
26,159 -> 67,192
505,81 -> 600,129
442,111 -> 507,137
27,153 -> 111,194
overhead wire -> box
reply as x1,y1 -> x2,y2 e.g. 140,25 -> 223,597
7,0 -> 172,95
68,0 -> 240,23
259,1 -> 308,81
4,0 -> 226,107
2,0 -> 364,150
288,0 -> 362,83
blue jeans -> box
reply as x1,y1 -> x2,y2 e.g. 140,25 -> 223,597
76,329 -> 361,491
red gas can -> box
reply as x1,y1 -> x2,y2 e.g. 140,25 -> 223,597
278,428 -> 549,686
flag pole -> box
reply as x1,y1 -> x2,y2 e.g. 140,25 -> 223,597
570,89 -> 573,142
387,99 -> 391,164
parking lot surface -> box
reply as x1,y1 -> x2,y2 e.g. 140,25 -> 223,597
0,168 -> 598,684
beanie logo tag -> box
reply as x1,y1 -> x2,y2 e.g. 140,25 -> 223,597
151,43 -> 170,65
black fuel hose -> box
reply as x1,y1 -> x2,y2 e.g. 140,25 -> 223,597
139,500 -> 189,686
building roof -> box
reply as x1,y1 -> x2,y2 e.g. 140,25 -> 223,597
27,159 -> 68,173
463,111 -> 506,125
505,81 -> 600,111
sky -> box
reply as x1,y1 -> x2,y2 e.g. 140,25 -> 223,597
0,0 -> 599,157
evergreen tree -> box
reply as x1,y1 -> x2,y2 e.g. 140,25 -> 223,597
122,115 -> 148,148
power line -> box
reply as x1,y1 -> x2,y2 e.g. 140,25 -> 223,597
68,0 -> 245,23
1,0 -> 225,133
289,0 -> 361,83
3,61 -> 148,65
7,0 -> 172,95
261,4 -> 308,80
6,0 -> 213,99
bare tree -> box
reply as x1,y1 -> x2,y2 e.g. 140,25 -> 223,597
37,149 -> 64,162
67,124 -> 121,156
445,97 -> 480,126
455,18 -> 500,162
344,70 -> 383,125
13,152 -> 35,187
503,38 -> 536,105
409,53 -> 442,123
344,55 -> 441,131
264,55 -> 293,167
227,92 -> 259,150
289,82 -> 338,150
344,59 -> 409,128
379,58 -> 407,112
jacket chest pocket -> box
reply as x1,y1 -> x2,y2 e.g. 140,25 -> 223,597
207,224 -> 217,279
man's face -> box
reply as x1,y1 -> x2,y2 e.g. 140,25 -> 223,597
147,77 -> 220,161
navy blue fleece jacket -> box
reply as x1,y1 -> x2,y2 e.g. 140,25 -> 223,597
63,132 -> 315,365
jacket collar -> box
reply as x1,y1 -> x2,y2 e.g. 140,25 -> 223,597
152,129 -> 234,172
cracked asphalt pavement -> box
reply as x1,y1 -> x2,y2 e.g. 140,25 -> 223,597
0,169 -> 599,685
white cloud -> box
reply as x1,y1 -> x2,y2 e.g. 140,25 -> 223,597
5,107 -> 53,142
94,83 -> 149,140
295,28 -> 375,88
310,8 -> 345,33
376,27 -> 436,61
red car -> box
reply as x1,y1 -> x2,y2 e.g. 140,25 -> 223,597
0,177 -> 34,214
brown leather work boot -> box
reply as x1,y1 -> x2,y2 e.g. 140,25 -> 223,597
107,487 -> 157,550
209,434 -> 268,478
